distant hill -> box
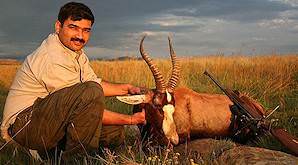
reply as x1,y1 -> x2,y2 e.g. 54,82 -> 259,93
93,56 -> 143,61
0,59 -> 21,65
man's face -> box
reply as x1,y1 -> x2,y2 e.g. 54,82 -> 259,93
55,17 -> 92,51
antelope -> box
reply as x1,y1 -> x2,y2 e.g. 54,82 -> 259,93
130,36 -> 265,146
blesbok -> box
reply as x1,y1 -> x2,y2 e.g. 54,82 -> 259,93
119,36 -> 266,146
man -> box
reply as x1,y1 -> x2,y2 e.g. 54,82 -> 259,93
1,2 -> 145,158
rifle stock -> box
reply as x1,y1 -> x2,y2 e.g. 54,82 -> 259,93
269,128 -> 298,156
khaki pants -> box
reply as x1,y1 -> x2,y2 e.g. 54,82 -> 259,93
10,81 -> 124,158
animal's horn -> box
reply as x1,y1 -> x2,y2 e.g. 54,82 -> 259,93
140,36 -> 166,93
167,36 -> 180,93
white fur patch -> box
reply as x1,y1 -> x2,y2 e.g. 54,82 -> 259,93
166,90 -> 172,102
162,104 -> 179,145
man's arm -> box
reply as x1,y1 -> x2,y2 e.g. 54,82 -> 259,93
99,81 -> 145,125
100,80 -> 140,96
102,109 -> 146,125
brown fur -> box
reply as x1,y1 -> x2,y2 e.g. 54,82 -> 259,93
138,87 -> 266,145
173,88 -> 233,141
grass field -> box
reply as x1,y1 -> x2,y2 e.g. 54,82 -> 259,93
0,55 -> 297,164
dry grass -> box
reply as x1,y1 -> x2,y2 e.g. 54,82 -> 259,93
0,64 -> 19,89
92,55 -> 297,110
0,54 -> 297,164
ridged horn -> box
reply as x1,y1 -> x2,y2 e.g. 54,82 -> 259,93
140,36 -> 166,93
167,36 -> 180,93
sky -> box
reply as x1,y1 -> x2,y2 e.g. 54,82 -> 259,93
0,0 -> 298,59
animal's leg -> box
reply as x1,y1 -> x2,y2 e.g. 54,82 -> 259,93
186,133 -> 191,157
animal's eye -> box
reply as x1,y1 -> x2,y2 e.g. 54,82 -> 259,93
152,92 -> 166,107
153,97 -> 161,106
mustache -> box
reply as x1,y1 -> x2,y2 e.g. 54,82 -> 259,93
71,38 -> 85,44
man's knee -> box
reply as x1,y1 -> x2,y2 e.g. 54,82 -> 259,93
79,81 -> 104,103
99,126 -> 125,148
82,81 -> 104,96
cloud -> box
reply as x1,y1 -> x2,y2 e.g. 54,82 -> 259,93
280,9 -> 298,19
162,0 -> 293,23
166,8 -> 198,15
269,0 -> 298,7
252,37 -> 267,41
146,14 -> 200,27
257,9 -> 298,32
128,31 -> 172,38
1,0 -> 298,59
258,18 -> 291,28
0,30 -> 6,37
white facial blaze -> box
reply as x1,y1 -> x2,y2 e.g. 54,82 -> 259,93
162,91 -> 179,145
166,89 -> 172,102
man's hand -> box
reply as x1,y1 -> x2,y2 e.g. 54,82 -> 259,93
131,109 -> 146,125
127,85 -> 141,95
101,81 -> 143,96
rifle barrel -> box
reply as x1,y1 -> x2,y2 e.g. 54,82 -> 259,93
203,71 -> 227,95
204,71 -> 257,119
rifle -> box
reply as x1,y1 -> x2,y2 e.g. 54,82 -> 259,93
204,70 -> 298,156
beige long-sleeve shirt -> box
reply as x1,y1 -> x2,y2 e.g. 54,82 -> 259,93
1,33 -> 102,141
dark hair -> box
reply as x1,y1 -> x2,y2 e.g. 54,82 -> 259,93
58,2 -> 94,25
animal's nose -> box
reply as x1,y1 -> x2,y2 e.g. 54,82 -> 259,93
170,135 -> 179,145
